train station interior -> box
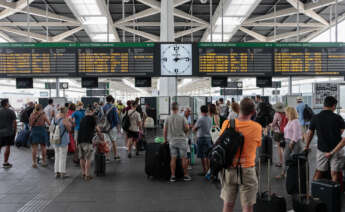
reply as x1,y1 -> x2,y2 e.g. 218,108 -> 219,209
0,0 -> 345,212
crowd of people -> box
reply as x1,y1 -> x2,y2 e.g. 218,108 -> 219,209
0,94 -> 344,212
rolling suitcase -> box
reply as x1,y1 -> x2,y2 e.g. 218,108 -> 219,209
254,159 -> 286,212
286,153 -> 307,195
311,179 -> 341,212
260,135 -> 272,163
15,128 -> 31,148
292,152 -> 327,212
94,152 -> 106,177
145,143 -> 170,179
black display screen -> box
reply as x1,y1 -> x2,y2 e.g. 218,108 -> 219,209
256,76 -> 272,88
211,77 -> 228,87
82,77 -> 98,88
135,77 -> 152,87
16,78 -> 33,89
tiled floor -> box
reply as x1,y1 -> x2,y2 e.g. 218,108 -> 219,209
0,133 -> 344,212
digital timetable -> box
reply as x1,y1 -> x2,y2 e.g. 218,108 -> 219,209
77,43 -> 157,77
0,43 -> 77,77
0,42 -> 344,78
198,43 -> 273,76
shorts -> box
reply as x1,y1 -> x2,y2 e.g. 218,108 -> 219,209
170,142 -> 188,158
220,167 -> 258,207
0,135 -> 15,147
105,128 -> 118,142
78,143 -> 93,160
317,149 -> 344,172
127,130 -> 139,139
197,137 -> 212,158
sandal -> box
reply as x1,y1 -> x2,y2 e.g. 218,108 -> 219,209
32,164 -> 38,168
84,176 -> 93,181
275,163 -> 282,168
41,163 -> 48,167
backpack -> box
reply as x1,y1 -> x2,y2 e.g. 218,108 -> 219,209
19,107 -> 30,123
279,113 -> 288,133
99,106 -> 114,133
122,110 -> 135,132
209,119 -> 244,179
50,118 -> 66,145
255,102 -> 275,128
303,104 -> 314,122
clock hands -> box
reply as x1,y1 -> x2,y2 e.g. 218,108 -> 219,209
173,57 -> 190,62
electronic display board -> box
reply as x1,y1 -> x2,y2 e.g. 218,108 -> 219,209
198,43 -> 273,76
211,77 -> 227,87
274,43 -> 345,76
256,76 -> 272,88
135,77 -> 152,87
0,43 -> 77,77
77,43 -> 157,77
82,77 -> 98,88
16,78 -> 33,89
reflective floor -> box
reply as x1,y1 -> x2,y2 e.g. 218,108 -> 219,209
0,133 -> 344,212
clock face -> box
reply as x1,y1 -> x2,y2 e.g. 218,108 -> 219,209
161,44 -> 193,76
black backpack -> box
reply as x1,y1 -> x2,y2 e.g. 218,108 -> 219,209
19,107 -> 33,123
303,104 -> 314,122
122,110 -> 135,132
209,119 -> 244,178
255,102 -> 275,128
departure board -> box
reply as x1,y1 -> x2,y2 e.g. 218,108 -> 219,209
0,43 -> 77,77
274,43 -> 345,76
77,43 -> 157,77
198,43 -> 273,76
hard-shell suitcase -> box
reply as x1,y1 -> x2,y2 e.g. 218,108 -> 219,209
286,153 -> 307,195
292,151 -> 327,212
94,152 -> 106,176
260,135 -> 272,162
254,159 -> 286,212
311,179 -> 341,212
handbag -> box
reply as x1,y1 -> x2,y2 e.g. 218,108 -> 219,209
210,115 -> 220,143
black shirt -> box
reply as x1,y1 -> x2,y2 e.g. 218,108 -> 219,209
309,110 -> 345,152
78,115 -> 97,144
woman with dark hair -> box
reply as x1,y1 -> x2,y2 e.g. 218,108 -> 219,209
209,104 -> 220,129
29,104 -> 50,168
228,102 -> 240,120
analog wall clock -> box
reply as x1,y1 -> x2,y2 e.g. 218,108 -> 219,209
161,44 -> 193,76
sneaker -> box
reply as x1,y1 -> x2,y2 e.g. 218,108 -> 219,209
136,151 -> 139,156
3,163 -> 12,168
170,176 -> 176,182
106,158 -> 111,164
55,173 -> 61,179
128,153 -> 132,158
187,165 -> 192,170
183,175 -> 192,182
114,156 -> 121,161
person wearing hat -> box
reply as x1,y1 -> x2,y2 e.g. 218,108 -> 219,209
271,102 -> 287,167
71,101 -> 85,164
296,96 -> 309,142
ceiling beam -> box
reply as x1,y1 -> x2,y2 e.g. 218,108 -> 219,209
173,8 -> 209,25
51,26 -> 83,41
117,22 -> 206,27
174,0 -> 191,7
96,0 -> 120,42
242,22 -> 324,27
114,8 -> 159,25
0,0 -> 34,20
0,31 -> 15,42
239,27 -> 267,41
136,0 -> 161,10
267,28 -> 319,41
286,0 -> 329,25
174,25 -> 208,39
0,22 -> 81,27
244,7 -> 297,23
304,0 -> 339,10
116,25 -> 160,41
0,26 -> 49,41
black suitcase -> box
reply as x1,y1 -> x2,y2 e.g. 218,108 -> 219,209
311,179 -> 341,212
260,135 -> 272,162
145,143 -> 184,180
286,153 -> 307,195
292,151 -> 327,212
254,159 -> 286,212
94,152 -> 106,176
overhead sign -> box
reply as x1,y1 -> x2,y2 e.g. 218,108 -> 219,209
220,89 -> 243,96
256,76 -> 272,88
16,78 -> 33,89
228,81 -> 243,88
135,77 -> 152,87
272,81 -> 281,88
272,90 -> 280,95
86,89 -> 109,97
82,77 -> 98,88
211,77 -> 227,87
45,82 -> 69,89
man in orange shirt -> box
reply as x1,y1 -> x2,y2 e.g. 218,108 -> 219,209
219,98 -> 262,212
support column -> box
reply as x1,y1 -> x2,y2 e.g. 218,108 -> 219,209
288,77 -> 292,95
159,0 -> 177,97
56,78 -> 60,97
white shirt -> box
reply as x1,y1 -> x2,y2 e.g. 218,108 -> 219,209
44,104 -> 55,122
